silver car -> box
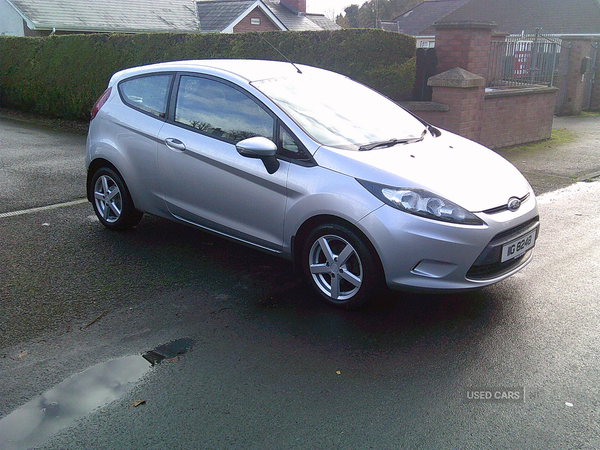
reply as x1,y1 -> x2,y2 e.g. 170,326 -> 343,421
86,59 -> 539,308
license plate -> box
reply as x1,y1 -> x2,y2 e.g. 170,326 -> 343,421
501,229 -> 537,263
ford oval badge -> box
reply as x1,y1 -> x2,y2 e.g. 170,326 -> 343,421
507,197 -> 521,212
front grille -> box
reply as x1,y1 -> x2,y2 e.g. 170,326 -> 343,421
482,193 -> 530,215
466,216 -> 539,280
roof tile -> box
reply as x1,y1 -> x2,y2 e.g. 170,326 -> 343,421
442,0 -> 600,35
11,0 -> 199,32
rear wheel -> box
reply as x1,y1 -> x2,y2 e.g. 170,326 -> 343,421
303,223 -> 381,308
91,167 -> 142,231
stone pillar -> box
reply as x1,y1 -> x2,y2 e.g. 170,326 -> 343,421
434,21 -> 496,81
558,37 -> 597,115
427,67 -> 486,142
588,41 -> 600,111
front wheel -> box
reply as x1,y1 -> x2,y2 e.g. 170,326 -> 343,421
90,167 -> 143,231
302,223 -> 382,308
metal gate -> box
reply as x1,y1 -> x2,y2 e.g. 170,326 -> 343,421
413,47 -> 437,101
488,30 -> 566,88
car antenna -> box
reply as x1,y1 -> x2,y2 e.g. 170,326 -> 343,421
255,32 -> 302,74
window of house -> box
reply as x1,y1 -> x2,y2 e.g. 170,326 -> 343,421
251,18 -> 261,25
175,75 -> 274,143
119,74 -> 173,118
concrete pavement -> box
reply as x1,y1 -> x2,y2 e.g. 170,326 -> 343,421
496,114 -> 600,195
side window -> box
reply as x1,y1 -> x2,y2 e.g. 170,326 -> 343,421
281,127 -> 300,154
119,74 -> 172,118
278,125 -> 312,162
175,76 -> 274,142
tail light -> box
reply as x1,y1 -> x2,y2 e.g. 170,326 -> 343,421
90,87 -> 112,120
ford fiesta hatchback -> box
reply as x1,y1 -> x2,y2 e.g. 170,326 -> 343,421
86,59 -> 539,308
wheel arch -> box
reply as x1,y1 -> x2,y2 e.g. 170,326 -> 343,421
87,158 -> 122,202
88,164 -> 143,230
292,214 -> 384,277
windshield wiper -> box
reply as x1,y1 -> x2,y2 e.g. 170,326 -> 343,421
358,129 -> 427,151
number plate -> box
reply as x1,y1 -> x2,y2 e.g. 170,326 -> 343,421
501,229 -> 537,263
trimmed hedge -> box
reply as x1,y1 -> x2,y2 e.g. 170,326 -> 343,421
0,29 -> 415,120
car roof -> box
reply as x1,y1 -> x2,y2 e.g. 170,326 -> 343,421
110,59 -> 325,84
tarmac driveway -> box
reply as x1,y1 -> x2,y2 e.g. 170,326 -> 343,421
1,112 -> 600,449
0,118 -> 87,214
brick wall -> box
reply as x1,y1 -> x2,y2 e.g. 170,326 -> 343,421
480,88 -> 557,148
403,21 -> 558,149
558,39 -> 590,115
233,7 -> 281,33
409,83 -> 557,149
556,38 -> 600,114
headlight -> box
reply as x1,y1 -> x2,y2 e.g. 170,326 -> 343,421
358,180 -> 485,226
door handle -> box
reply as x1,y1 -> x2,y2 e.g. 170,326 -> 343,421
165,138 -> 186,151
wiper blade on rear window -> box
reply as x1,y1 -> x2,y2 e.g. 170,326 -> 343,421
358,129 -> 427,151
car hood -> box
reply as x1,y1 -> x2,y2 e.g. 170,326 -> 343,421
313,131 -> 532,213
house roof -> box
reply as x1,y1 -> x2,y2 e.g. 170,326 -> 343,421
5,0 -> 339,34
263,0 -> 323,31
7,0 -> 199,33
196,0 -> 336,33
197,0 -> 287,32
441,0 -> 600,35
391,0 -> 471,36
305,13 -> 340,31
386,0 -> 600,37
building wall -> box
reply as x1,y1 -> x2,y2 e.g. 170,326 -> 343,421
0,0 -> 25,36
233,7 -> 281,33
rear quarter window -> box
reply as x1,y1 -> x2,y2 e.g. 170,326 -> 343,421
118,74 -> 173,118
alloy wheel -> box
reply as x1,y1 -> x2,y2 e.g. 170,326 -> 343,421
93,174 -> 122,224
308,234 -> 363,301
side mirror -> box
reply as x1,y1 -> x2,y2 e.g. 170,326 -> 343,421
236,137 -> 280,174
236,137 -> 277,158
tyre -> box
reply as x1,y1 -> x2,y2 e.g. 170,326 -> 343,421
302,223 -> 382,308
90,167 -> 143,231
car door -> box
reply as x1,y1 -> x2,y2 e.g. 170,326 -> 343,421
156,73 -> 289,252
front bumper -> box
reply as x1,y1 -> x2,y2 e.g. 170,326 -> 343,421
358,194 -> 540,291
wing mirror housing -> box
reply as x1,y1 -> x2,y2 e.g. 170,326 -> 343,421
236,137 -> 277,158
236,137 -> 280,174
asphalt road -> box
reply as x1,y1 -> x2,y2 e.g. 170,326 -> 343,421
1,116 -> 600,449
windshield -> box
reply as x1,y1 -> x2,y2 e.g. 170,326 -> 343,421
252,72 -> 427,150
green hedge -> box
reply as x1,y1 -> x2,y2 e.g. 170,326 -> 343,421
0,29 -> 415,120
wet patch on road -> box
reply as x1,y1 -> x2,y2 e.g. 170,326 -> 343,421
0,338 -> 193,450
